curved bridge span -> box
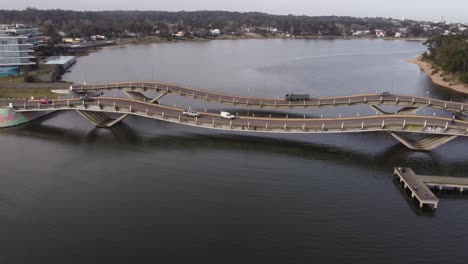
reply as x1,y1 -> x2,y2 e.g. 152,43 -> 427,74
66,81 -> 468,113
2,97 -> 467,151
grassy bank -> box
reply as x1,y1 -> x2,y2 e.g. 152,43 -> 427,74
0,88 -> 59,99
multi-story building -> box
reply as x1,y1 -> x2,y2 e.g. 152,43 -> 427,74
0,25 -> 38,76
0,24 -> 42,47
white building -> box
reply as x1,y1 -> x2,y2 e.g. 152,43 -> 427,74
0,34 -> 35,67
209,29 -> 221,36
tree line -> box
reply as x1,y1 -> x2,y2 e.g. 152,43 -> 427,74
0,8 -> 432,39
423,35 -> 468,83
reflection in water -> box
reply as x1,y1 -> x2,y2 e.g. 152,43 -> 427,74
5,119 -> 468,175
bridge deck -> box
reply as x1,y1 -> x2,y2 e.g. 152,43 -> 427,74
67,81 -> 468,112
419,175 -> 468,190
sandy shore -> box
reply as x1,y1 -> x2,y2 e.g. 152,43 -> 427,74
407,57 -> 468,94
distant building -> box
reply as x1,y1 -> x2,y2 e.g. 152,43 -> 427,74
352,30 -> 370,36
90,35 -> 106,41
0,24 -> 42,47
375,29 -> 386,37
0,31 -> 35,75
175,31 -> 185,37
395,32 -> 402,38
209,29 -> 221,36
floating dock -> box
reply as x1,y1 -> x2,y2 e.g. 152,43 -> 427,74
394,167 -> 468,209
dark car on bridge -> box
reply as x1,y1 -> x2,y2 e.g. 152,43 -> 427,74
378,92 -> 391,96
80,95 -> 93,102
285,93 -> 310,101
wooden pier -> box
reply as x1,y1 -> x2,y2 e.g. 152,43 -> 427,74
394,167 -> 439,209
394,167 -> 468,209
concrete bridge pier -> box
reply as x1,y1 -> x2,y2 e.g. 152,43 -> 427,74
370,105 -> 421,115
123,91 -> 166,104
76,110 -> 129,128
389,132 -> 458,151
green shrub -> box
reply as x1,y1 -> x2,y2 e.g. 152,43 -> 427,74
23,74 -> 36,83
460,73 -> 468,84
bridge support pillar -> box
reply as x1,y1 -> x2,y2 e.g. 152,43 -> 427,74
76,110 -> 129,128
370,105 -> 421,115
389,132 -> 458,151
124,91 -> 166,104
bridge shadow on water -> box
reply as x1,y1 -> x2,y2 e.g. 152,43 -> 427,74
4,116 -> 467,174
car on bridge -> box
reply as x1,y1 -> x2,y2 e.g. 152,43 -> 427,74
378,92 -> 391,96
183,109 -> 200,117
39,98 -> 52,104
285,93 -> 310,101
220,111 -> 235,119
80,95 -> 93,102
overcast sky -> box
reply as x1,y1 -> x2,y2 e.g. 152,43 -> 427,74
4,0 -> 467,23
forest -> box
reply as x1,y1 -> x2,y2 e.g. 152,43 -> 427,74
0,8 -> 433,39
423,35 -> 468,83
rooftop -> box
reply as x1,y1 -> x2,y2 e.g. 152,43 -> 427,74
43,56 -> 76,65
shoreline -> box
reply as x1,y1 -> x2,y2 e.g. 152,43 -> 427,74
407,57 -> 468,94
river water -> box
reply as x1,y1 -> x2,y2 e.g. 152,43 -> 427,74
1,39 -> 468,263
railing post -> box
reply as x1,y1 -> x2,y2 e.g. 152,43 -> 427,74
162,112 -> 165,119
361,121 -> 364,129
402,120 -> 406,129
284,123 -> 287,131
364,97 -> 367,103
424,120 -> 427,129
212,119 -> 215,127
381,120 -> 385,128
302,123 -> 306,131
322,123 -> 325,131
341,122 -> 344,131
229,120 -> 232,129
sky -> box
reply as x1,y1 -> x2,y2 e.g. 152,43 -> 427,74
3,0 -> 468,23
